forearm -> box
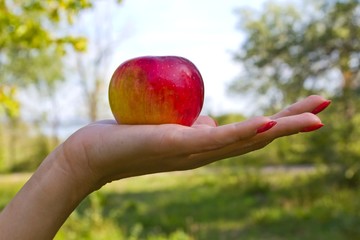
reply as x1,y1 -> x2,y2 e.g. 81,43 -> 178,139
0,145 -> 93,240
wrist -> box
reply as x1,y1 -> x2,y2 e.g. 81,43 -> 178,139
59,130 -> 128,190
56,142 -> 100,196
0,144 -> 95,239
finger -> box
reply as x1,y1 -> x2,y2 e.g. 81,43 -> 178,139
187,140 -> 271,169
263,112 -> 322,138
271,95 -> 330,119
187,112 -> 322,167
192,115 -> 218,128
175,116 -> 273,154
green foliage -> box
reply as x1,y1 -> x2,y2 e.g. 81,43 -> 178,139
232,0 -> 360,110
58,168 -> 360,239
0,0 -> 91,84
230,0 -> 360,184
9,133 -> 50,172
213,113 -> 246,126
2,168 -> 359,239
0,175 -> 26,210
0,0 -> 92,49
0,0 -> 89,78
0,0 -> 102,119
0,119 -> 52,173
0,0 -> 124,173
0,85 -> 20,119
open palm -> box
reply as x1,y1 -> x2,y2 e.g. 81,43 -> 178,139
62,95 -> 328,188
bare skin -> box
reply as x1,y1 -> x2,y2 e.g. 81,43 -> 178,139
0,95 -> 330,240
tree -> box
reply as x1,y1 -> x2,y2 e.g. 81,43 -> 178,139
69,0 -> 128,121
0,0 -> 121,171
232,0 -> 359,110
0,0 -> 93,123
0,0 -> 92,170
231,0 -> 360,183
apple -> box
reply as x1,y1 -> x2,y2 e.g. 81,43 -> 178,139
108,56 -> 204,126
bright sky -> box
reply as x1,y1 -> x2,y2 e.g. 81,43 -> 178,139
106,0 -> 266,115
21,0 -> 267,138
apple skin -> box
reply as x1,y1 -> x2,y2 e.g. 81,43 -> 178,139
108,56 -> 204,126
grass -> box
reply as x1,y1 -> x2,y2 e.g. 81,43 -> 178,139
1,166 -> 359,239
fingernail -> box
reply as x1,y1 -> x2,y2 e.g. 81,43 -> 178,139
300,123 -> 324,132
257,121 -> 277,134
311,100 -> 331,114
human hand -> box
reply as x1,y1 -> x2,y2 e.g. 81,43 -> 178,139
0,95 -> 331,240
60,95 -> 330,191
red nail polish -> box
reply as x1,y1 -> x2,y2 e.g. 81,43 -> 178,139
257,121 -> 277,134
300,123 -> 324,132
311,100 -> 331,114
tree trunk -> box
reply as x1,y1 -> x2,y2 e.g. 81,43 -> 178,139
88,78 -> 102,122
339,69 -> 357,163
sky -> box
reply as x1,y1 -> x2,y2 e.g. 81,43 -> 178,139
21,0 -> 268,138
102,0 -> 266,115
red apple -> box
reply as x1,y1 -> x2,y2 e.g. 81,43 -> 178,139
108,56 -> 204,126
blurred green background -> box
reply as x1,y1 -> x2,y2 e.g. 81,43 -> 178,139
1,0 -> 359,239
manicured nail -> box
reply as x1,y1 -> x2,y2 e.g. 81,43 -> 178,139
257,121 -> 277,134
300,123 -> 324,132
311,100 -> 331,114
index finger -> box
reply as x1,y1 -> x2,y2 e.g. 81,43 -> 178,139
271,95 -> 330,119
175,116 -> 272,154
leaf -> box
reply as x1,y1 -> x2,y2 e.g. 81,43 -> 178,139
0,85 -> 20,119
